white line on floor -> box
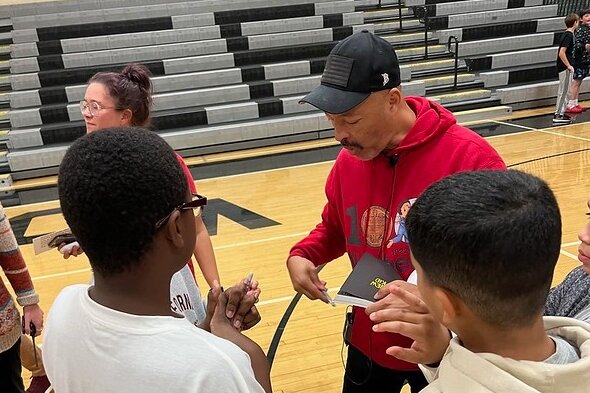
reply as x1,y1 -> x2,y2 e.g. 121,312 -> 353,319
562,241 -> 580,248
537,129 -> 590,143
560,249 -> 579,262
215,232 -> 309,251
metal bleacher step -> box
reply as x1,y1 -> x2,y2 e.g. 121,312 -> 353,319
362,7 -> 415,21
397,44 -> 447,58
429,89 -> 492,105
0,75 -> 11,92
0,60 -> 9,72
417,73 -> 477,88
373,19 -> 424,33
454,105 -> 512,123
444,96 -> 503,113
0,129 -> 9,143
0,109 -> 9,123
382,31 -> 435,45
408,58 -> 466,74
0,32 -> 11,45
426,80 -> 485,95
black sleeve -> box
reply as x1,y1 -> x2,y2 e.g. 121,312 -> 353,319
561,32 -> 574,49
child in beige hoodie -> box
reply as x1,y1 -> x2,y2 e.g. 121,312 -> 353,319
401,170 -> 590,392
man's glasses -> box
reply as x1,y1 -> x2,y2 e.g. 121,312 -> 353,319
79,99 -> 117,117
155,193 -> 207,229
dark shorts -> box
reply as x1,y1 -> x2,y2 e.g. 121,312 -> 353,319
573,66 -> 589,80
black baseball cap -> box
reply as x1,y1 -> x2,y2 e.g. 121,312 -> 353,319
300,30 -> 401,114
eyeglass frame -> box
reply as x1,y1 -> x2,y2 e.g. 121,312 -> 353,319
79,99 -> 119,117
154,193 -> 207,229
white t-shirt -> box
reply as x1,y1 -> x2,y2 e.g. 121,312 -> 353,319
43,284 -> 265,393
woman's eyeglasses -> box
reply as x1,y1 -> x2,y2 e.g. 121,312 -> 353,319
79,100 -> 117,117
155,194 -> 208,229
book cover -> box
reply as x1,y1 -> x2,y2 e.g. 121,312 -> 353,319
32,228 -> 75,255
334,253 -> 402,308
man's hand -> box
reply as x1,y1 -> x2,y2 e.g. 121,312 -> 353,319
367,282 -> 450,365
286,256 -> 329,303
23,304 -> 44,337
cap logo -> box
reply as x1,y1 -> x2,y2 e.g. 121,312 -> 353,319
321,54 -> 354,88
382,73 -> 389,86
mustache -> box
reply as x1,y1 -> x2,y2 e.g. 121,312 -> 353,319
341,138 -> 361,149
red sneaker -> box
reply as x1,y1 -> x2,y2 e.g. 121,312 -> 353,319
26,375 -> 51,393
566,105 -> 584,113
576,105 -> 588,111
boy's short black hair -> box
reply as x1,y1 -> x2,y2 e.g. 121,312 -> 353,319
58,127 -> 188,277
579,9 -> 590,18
406,170 -> 561,329
566,13 -> 580,28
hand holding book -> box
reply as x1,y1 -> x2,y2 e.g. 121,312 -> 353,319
332,253 -> 402,308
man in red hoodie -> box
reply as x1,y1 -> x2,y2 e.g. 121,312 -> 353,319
287,31 -> 506,392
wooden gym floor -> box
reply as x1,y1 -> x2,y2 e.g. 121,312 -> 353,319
4,104 -> 590,392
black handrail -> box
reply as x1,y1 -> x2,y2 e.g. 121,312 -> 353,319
398,1 -> 404,32
416,6 -> 429,59
447,35 -> 460,90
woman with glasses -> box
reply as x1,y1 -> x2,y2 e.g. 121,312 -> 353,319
61,64 -> 250,329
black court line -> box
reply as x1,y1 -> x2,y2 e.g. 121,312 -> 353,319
507,147 -> 590,168
267,292 -> 303,366
267,264 -> 325,367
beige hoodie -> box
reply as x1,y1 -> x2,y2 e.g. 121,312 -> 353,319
420,317 -> 590,392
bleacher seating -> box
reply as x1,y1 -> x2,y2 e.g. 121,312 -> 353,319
0,0 -> 574,181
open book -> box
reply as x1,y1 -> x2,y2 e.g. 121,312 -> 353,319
334,253 -> 402,308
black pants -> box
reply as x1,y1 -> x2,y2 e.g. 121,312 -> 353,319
342,345 -> 428,393
0,338 -> 25,393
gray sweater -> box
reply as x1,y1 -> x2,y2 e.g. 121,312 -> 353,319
545,267 -> 590,323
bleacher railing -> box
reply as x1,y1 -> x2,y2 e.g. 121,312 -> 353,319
447,36 -> 460,90
416,6 -> 430,59
377,0 -> 405,32
543,0 -> 588,16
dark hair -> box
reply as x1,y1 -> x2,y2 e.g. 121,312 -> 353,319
406,170 -> 561,329
579,9 -> 590,18
89,63 -> 152,127
58,127 -> 187,277
566,13 -> 580,28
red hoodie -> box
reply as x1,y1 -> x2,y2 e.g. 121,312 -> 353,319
289,96 -> 506,370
